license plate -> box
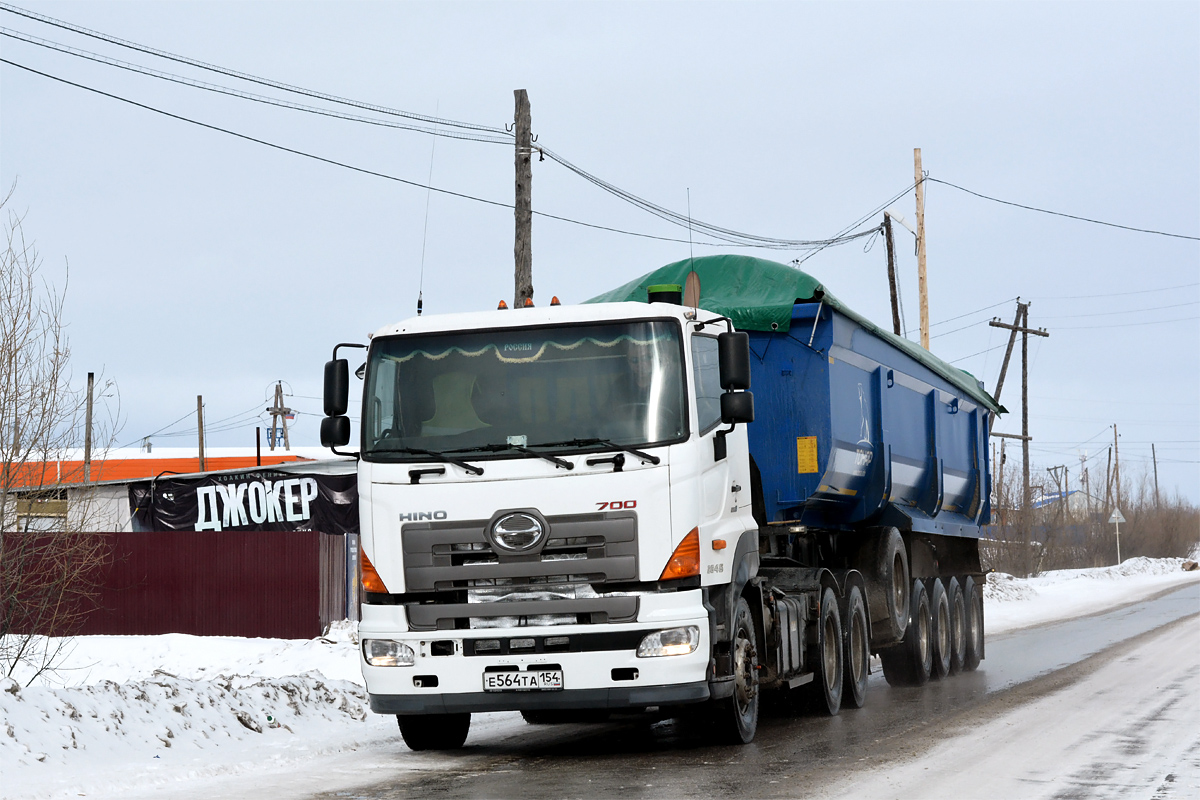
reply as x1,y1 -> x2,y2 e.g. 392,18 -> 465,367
483,670 -> 564,692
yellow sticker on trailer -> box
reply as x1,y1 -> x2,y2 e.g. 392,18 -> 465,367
797,436 -> 819,474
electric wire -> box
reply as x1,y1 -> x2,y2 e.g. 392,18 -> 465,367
0,2 -> 508,136
0,57 -> 710,247
1030,282 -> 1200,301
0,17 -> 912,252
540,145 -> 888,250
1036,300 -> 1198,320
0,27 -> 513,145
2,56 -> 908,251
925,177 -> 1200,242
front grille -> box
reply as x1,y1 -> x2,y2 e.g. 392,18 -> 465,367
401,510 -> 639,632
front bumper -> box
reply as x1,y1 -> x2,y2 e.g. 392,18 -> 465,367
369,681 -> 709,714
359,589 -> 711,715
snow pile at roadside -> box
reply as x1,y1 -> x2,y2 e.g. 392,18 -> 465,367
985,556 -> 1200,634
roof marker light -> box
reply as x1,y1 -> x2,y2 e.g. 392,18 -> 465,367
524,298 -> 535,308
550,296 -> 561,306
497,300 -> 509,310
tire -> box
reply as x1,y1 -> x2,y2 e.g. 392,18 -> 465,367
946,577 -> 966,675
841,583 -> 869,709
397,713 -> 471,751
928,578 -> 952,680
811,585 -> 844,716
963,576 -> 985,671
879,579 -> 932,687
711,596 -> 759,744
860,528 -> 910,645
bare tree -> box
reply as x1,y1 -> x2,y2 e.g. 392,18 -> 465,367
0,190 -> 118,684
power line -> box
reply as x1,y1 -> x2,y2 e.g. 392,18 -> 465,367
541,146 -> 887,250
0,27 -> 513,145
0,10 -> 911,252
1055,315 -> 1197,331
1037,300 -> 1198,320
0,2 -> 507,136
1030,281 -> 1199,301
925,177 -> 1200,242
2,56 -> 908,252
0,57 -> 694,247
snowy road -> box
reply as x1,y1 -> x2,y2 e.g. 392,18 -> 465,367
4,565 -> 1197,799
294,582 -> 1200,800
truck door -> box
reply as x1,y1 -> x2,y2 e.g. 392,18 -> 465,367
692,334 -> 729,527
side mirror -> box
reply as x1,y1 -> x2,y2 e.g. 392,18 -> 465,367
720,391 -> 754,425
718,331 -> 751,391
321,415 -> 351,448
324,359 -> 349,416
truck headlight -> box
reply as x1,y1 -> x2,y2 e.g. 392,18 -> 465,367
363,639 -> 415,667
637,626 -> 700,658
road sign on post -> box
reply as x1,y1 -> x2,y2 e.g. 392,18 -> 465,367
1108,508 -> 1126,564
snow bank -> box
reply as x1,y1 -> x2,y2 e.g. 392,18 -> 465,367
985,556 -> 1200,634
2,558 -> 1197,800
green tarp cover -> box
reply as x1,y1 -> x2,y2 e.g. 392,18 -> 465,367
586,254 -> 1002,413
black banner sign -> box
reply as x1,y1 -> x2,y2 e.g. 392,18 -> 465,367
129,470 -> 358,534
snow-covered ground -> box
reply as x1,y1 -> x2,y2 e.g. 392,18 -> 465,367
3,557 -> 1198,800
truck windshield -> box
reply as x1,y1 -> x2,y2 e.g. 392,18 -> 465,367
362,320 -> 687,461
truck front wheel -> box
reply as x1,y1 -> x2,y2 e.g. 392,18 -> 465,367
397,712 -> 471,751
713,597 -> 759,744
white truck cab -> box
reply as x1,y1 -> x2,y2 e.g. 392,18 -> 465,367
322,296 -> 760,749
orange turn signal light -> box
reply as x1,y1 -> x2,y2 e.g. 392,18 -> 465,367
361,550 -> 389,594
712,538 -> 727,551
659,528 -> 700,580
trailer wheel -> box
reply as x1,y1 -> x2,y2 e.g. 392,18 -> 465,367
713,596 -> 759,743
962,576 -> 984,671
841,583 -> 869,709
946,577 -> 966,675
862,528 -> 910,644
928,578 -> 952,679
880,579 -> 932,687
397,713 -> 471,751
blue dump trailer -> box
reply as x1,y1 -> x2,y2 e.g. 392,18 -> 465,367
747,300 -> 993,538
589,255 -> 1003,726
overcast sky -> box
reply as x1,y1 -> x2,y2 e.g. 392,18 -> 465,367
1,1 -> 1196,502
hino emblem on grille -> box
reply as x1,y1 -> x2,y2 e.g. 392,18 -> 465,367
489,512 -> 546,552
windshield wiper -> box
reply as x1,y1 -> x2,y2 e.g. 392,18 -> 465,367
450,443 -> 574,471
531,438 -> 661,466
370,446 -> 484,476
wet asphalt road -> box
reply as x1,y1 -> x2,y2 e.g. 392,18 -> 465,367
312,583 -> 1200,800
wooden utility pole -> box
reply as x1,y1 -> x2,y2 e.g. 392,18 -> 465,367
988,304 -> 1048,519
883,213 -> 901,335
989,304 -> 1049,577
914,148 -> 929,349
1104,445 -> 1112,512
83,372 -> 94,482
1151,443 -> 1160,509
513,89 -> 533,308
987,299 -> 1023,429
197,395 -> 206,472
1112,424 -> 1121,512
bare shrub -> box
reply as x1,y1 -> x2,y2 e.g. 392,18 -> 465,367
0,190 -> 118,684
